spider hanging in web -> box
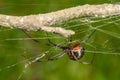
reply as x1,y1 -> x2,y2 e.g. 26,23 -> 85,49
22,29 -> 96,64
45,39 -> 93,64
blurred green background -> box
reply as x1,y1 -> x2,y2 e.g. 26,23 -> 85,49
0,0 -> 120,80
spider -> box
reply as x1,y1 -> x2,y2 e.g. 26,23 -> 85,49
22,29 -> 96,64
45,38 -> 95,64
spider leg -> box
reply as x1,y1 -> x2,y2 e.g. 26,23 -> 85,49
21,30 -> 40,43
89,50 -> 96,64
36,52 -> 66,62
47,36 -> 65,50
78,50 -> 96,64
71,52 -> 91,64
81,28 -> 97,43
45,32 -> 58,47
48,51 -> 66,61
69,28 -> 97,45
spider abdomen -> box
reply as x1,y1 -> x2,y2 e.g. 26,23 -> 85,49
67,46 -> 85,60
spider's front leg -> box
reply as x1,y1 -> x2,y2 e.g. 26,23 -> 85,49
36,52 -> 65,62
47,52 -> 66,61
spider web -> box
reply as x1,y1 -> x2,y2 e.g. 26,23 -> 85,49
0,2 -> 120,80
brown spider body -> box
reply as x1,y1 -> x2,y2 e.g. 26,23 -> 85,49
63,46 -> 84,60
68,46 -> 84,60
59,45 -> 84,61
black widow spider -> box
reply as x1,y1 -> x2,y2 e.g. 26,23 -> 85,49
22,29 -> 96,64
45,37 -> 95,64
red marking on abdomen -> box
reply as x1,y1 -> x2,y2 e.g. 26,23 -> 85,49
72,46 -> 81,50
